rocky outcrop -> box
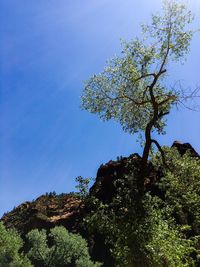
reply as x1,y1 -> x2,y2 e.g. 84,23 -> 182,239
90,153 -> 142,203
1,193 -> 85,235
172,141 -> 200,158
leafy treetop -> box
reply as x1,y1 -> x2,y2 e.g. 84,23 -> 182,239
81,0 -> 195,179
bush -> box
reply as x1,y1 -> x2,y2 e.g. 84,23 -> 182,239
26,226 -> 101,267
0,222 -> 32,267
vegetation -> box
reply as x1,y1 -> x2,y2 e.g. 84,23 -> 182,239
0,223 -> 100,267
75,176 -> 91,198
81,0 -> 196,192
26,226 -> 101,267
84,147 -> 200,266
0,222 -> 32,267
80,1 -> 200,266
1,1 -> 199,267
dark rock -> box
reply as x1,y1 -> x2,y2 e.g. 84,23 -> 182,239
90,153 -> 142,203
172,141 -> 200,157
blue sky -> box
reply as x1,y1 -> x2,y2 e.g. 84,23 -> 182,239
0,0 -> 200,216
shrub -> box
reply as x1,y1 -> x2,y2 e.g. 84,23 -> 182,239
0,222 -> 32,267
26,226 -> 101,267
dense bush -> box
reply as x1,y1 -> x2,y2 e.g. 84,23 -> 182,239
84,147 -> 200,267
152,147 -> 200,265
26,226 -> 101,267
0,222 -> 101,267
154,147 -> 200,236
0,222 -> 32,267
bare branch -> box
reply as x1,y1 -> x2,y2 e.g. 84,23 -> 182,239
176,86 -> 200,111
177,99 -> 200,112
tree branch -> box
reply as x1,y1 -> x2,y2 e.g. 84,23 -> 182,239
133,73 -> 156,84
158,95 -> 177,106
151,139 -> 167,167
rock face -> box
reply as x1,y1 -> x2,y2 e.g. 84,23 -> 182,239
90,153 -> 142,203
1,141 -> 199,266
172,141 -> 200,158
1,193 -> 85,235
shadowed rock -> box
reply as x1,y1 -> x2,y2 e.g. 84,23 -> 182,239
172,141 -> 200,157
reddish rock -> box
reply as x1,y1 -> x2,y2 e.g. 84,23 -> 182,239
1,194 -> 85,235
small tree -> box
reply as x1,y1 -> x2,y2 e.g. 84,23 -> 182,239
81,0 -> 196,192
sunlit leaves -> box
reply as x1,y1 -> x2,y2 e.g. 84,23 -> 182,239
27,226 -> 101,267
0,222 -> 32,267
81,0 -> 194,136
154,147 -> 200,235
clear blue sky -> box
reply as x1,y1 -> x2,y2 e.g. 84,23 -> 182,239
0,0 -> 200,216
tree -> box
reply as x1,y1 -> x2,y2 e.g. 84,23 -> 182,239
0,222 -> 32,267
26,226 -> 101,267
81,0 -> 196,192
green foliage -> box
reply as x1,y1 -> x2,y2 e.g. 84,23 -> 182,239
0,223 -> 100,267
85,162 -> 149,266
156,147 -> 200,234
80,1 -> 199,264
85,148 -> 200,266
26,226 -> 101,267
81,0 -> 194,136
75,176 -> 92,198
142,0 -> 194,61
1,1 -> 198,267
153,147 -> 200,265
145,197 -> 196,267
0,222 -> 32,267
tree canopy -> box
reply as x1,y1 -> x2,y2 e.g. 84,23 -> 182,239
26,226 -> 101,267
